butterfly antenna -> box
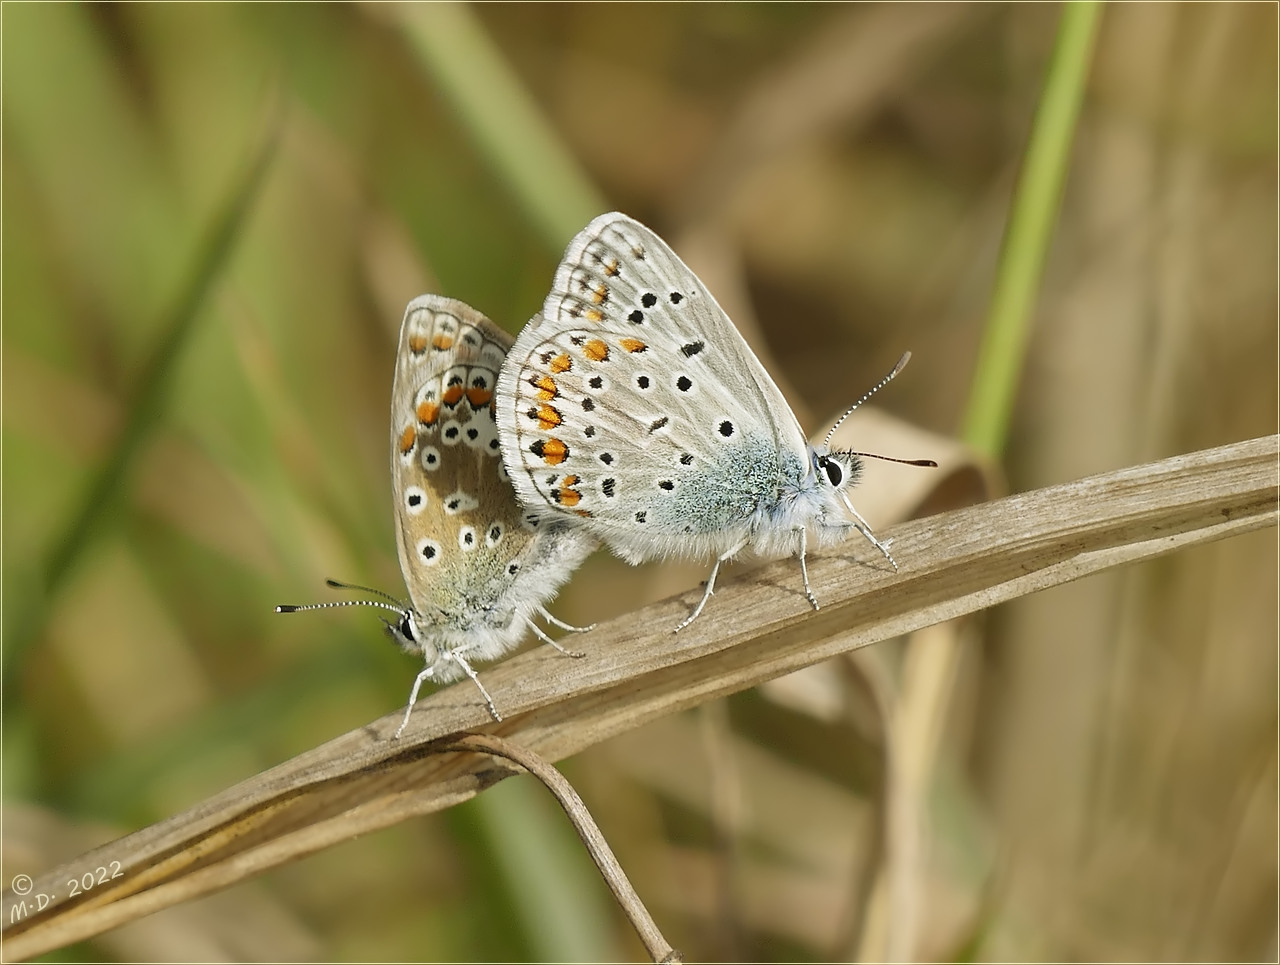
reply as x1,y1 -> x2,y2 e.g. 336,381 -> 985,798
324,578 -> 405,607
823,352 -> 913,449
276,598 -> 405,617
276,579 -> 407,616
844,451 -> 938,468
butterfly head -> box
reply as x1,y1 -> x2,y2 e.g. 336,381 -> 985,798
813,448 -> 864,496
387,607 -> 433,661
794,446 -> 864,543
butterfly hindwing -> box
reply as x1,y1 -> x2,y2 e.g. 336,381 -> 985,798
392,295 -> 592,673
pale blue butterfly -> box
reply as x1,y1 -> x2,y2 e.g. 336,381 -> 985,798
494,213 -> 930,630
279,296 -> 595,735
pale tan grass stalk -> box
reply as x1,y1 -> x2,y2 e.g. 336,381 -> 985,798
3,435 -> 1274,962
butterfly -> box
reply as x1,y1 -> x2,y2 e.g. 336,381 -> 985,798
279,295 -> 595,735
494,213 -> 929,630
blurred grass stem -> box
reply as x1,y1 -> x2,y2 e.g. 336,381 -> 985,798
4,100 -> 280,690
441,734 -> 680,964
393,4 -> 606,249
961,2 -> 1103,457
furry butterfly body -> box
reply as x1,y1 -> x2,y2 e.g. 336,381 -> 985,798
496,213 -> 898,628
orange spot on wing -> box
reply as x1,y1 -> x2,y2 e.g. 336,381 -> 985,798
603,258 -> 620,276
441,385 -> 465,406
584,308 -> 604,323
408,333 -> 429,354
532,375 -> 558,400
620,338 -> 647,353
536,405 -> 562,430
466,387 -> 493,408
555,486 -> 581,508
591,283 -> 609,305
583,339 -> 609,362
398,425 -> 417,454
432,333 -> 454,350
417,401 -> 440,425
532,438 -> 568,465
549,354 -> 572,374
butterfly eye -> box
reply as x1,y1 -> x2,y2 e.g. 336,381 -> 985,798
397,613 -> 417,643
821,456 -> 843,488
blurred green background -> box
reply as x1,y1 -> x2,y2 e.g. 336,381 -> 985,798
3,3 -> 1276,961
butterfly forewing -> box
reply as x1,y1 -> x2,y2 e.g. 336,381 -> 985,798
497,213 -> 812,557
549,214 -> 804,445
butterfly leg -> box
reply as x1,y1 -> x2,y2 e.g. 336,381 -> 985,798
395,666 -> 436,739
675,541 -> 746,633
393,652 -> 501,739
452,650 -> 502,723
796,527 -> 820,611
840,494 -> 898,570
525,616 -> 586,659
535,605 -> 597,634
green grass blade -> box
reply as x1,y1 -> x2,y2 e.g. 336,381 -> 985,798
471,776 -> 621,962
3,95 -> 282,687
394,4 -> 608,249
960,2 -> 1104,458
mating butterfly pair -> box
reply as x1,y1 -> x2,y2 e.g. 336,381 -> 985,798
280,213 -> 927,734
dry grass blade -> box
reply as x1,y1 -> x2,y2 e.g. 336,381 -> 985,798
3,435 -> 1275,961
437,734 -> 680,965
